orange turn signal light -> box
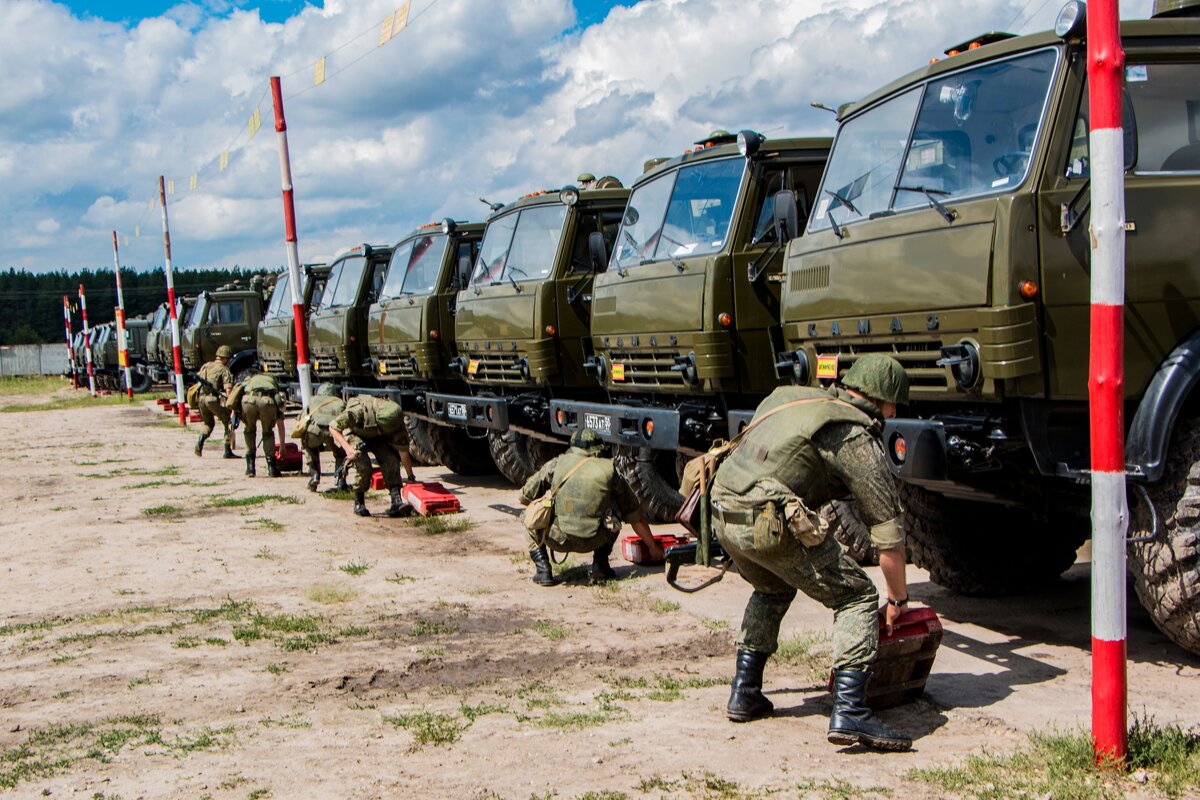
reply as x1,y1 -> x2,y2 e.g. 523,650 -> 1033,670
893,434 -> 907,463
545,325 -> 557,336
642,419 -> 654,438
1019,280 -> 1039,300
430,329 -> 439,340
556,409 -> 565,425
718,312 -> 732,328
947,49 -> 960,56
969,41 -> 981,49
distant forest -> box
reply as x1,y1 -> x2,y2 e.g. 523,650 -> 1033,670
0,267 -> 275,345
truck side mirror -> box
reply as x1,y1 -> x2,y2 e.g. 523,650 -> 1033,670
1122,90 -> 1138,171
586,231 -> 607,273
457,254 -> 472,289
773,190 -> 800,245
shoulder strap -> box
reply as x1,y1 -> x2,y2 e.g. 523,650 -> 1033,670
727,396 -> 861,451
549,457 -> 594,500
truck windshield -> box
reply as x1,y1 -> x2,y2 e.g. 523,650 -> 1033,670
811,48 -> 1059,231
470,205 -> 567,286
380,234 -> 448,298
151,306 -> 168,331
317,256 -> 367,310
612,157 -> 744,270
185,297 -> 208,330
265,274 -> 291,319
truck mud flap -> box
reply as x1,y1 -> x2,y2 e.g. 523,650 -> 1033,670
426,392 -> 509,431
549,399 -> 681,450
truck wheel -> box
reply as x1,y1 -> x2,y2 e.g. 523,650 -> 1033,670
405,417 -> 439,466
615,446 -> 683,524
424,423 -> 499,476
488,431 -> 540,486
127,370 -> 152,394
1129,418 -> 1200,656
899,483 -> 1084,595
823,500 -> 878,566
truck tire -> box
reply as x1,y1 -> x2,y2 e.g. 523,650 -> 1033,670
424,423 -> 499,476
823,500 -> 879,566
1129,418 -> 1200,656
615,446 -> 684,524
899,483 -> 1084,596
405,417 -> 439,466
126,370 -> 152,394
488,431 -> 540,486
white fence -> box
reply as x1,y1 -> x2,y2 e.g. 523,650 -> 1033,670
0,345 -> 70,377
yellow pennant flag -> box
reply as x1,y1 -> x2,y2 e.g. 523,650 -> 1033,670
167,179 -> 175,195
148,198 -> 156,213
378,12 -> 395,45
392,1 -> 410,36
124,236 -> 130,247
189,174 -> 198,191
220,150 -> 229,171
134,225 -> 140,238
314,57 -> 326,86
248,106 -> 262,138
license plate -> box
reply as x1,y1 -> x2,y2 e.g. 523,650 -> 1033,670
447,402 -> 467,420
816,354 -> 839,380
467,359 -> 480,376
583,413 -> 611,435
611,363 -> 625,381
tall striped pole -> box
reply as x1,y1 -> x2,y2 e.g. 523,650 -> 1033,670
78,284 -> 96,397
158,176 -> 188,426
1087,0 -> 1128,765
270,75 -> 312,410
111,232 -> 134,400
63,296 -> 76,389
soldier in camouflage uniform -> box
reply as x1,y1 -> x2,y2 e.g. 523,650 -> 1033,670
298,383 -> 348,493
519,429 -> 663,586
712,353 -> 914,752
236,372 -> 288,478
329,395 -> 417,518
194,345 -> 236,459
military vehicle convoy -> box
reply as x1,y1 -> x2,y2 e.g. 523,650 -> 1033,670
180,281 -> 270,384
365,220 -> 496,475
93,317 -> 151,392
141,297 -> 195,384
258,263 -> 331,381
308,244 -> 393,384
424,182 -> 631,484
771,0 -> 1200,654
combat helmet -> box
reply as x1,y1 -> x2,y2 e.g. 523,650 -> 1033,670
841,354 -> 909,405
216,345 -> 233,359
570,428 -> 606,453
316,382 -> 339,398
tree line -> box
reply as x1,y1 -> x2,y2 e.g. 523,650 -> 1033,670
0,266 -> 274,345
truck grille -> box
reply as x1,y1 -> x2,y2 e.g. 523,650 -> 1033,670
378,354 -> 419,379
260,357 -> 289,377
463,351 -> 524,384
607,349 -> 686,388
814,340 -> 947,389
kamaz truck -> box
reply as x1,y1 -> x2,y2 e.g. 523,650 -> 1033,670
180,282 -> 269,383
141,296 -> 195,384
425,183 -> 630,483
257,263 -> 330,381
364,220 -> 496,475
94,317 -> 151,392
775,0 -> 1200,654
307,243 -> 393,385
546,132 -> 832,524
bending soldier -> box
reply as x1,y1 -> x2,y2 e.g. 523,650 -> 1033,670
194,345 -> 236,459
237,372 -> 288,478
519,429 -> 663,586
298,383 -> 348,493
329,396 -> 417,518
711,354 -> 914,752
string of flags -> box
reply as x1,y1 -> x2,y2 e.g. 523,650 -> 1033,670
113,0 -> 425,255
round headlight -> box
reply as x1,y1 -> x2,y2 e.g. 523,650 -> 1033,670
1055,1 -> 1087,39
441,218 -> 456,235
559,186 -> 580,207
737,130 -> 763,158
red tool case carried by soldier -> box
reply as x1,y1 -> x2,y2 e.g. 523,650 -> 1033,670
274,442 -> 304,473
401,482 -> 461,515
828,607 -> 943,709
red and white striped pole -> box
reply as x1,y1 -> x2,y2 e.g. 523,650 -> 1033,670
78,284 -> 96,397
270,75 -> 313,410
63,296 -> 77,389
1087,0 -> 1128,766
158,176 -> 188,426
111,231 -> 134,400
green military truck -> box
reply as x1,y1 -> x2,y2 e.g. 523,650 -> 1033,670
308,243 -> 393,385
546,132 -> 832,523
142,297 -> 196,384
94,317 -> 151,392
180,282 -> 269,383
775,0 -> 1200,654
424,182 -> 630,484
364,220 -> 496,474
258,263 -> 330,381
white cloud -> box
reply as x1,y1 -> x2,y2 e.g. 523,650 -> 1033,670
35,218 -> 60,234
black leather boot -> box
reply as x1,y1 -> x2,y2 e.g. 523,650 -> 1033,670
223,443 -> 236,459
245,454 -> 256,477
194,434 -> 207,457
827,669 -> 912,751
266,456 -> 281,478
726,648 -> 774,722
307,463 -> 320,492
353,492 -> 370,517
590,542 -> 617,583
385,487 -> 413,518
529,547 -> 560,586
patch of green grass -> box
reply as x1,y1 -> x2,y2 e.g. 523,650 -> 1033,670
645,675 -> 724,702
383,711 -> 466,749
409,514 -> 475,535
266,663 -> 289,675
510,680 -> 562,711
775,630 -> 833,686
1,393 -> 133,413
247,789 -> 272,800
0,620 -> 55,638
909,717 -> 1200,800
306,585 -> 358,605
465,586 -> 493,596
339,625 -> 370,637
648,598 -> 681,614
51,652 -> 77,664
126,676 -> 153,689
338,559 -> 372,576
537,708 -> 627,731
459,702 -> 507,722
204,637 -> 228,646
418,646 -> 446,658
703,617 -> 729,630
577,792 -> 631,800
0,376 -> 72,396
208,494 -> 299,509
279,633 -> 338,652
794,778 -> 892,799
532,620 -> 569,640
259,714 -> 310,729
317,489 -> 355,501
255,546 -> 279,561
407,619 -> 459,638
173,636 -> 201,649
248,517 -> 285,532
141,503 -> 184,517
122,480 -> 168,489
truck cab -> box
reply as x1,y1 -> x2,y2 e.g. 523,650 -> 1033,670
257,263 -> 330,380
308,243 -> 393,384
181,286 -> 266,380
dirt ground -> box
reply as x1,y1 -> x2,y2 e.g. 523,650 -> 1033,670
1,384 -> 1198,800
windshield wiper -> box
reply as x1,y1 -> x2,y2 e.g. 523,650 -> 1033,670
656,231 -> 688,273
506,273 -> 522,293
895,184 -> 956,225
824,189 -> 861,216
617,230 -> 640,277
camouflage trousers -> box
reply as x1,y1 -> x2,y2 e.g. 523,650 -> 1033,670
344,432 -> 406,493
524,515 -> 621,553
714,498 -> 879,672
198,395 -> 232,446
241,393 -> 280,460
302,427 -> 345,480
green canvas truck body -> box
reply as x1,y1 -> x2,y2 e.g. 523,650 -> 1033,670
307,243 -> 393,384
257,263 -> 331,380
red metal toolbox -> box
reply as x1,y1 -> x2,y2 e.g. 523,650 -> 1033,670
828,607 -> 943,709
274,442 -> 303,473
370,470 -> 386,490
620,533 -> 690,564
401,482 -> 461,515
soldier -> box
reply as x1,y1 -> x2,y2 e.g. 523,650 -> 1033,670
329,395 -> 417,517
711,354 -> 914,752
519,428 -> 663,586
236,372 -> 288,478
576,172 -> 597,190
194,345 -> 236,459
298,383 -> 348,493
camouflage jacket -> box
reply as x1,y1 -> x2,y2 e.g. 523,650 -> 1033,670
521,447 -> 645,541
197,360 -> 233,400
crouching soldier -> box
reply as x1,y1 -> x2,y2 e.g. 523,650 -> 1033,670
519,428 -> 663,586
297,383 -> 347,492
236,372 -> 288,477
711,353 -> 914,752
329,395 -> 417,517
194,345 -> 236,459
